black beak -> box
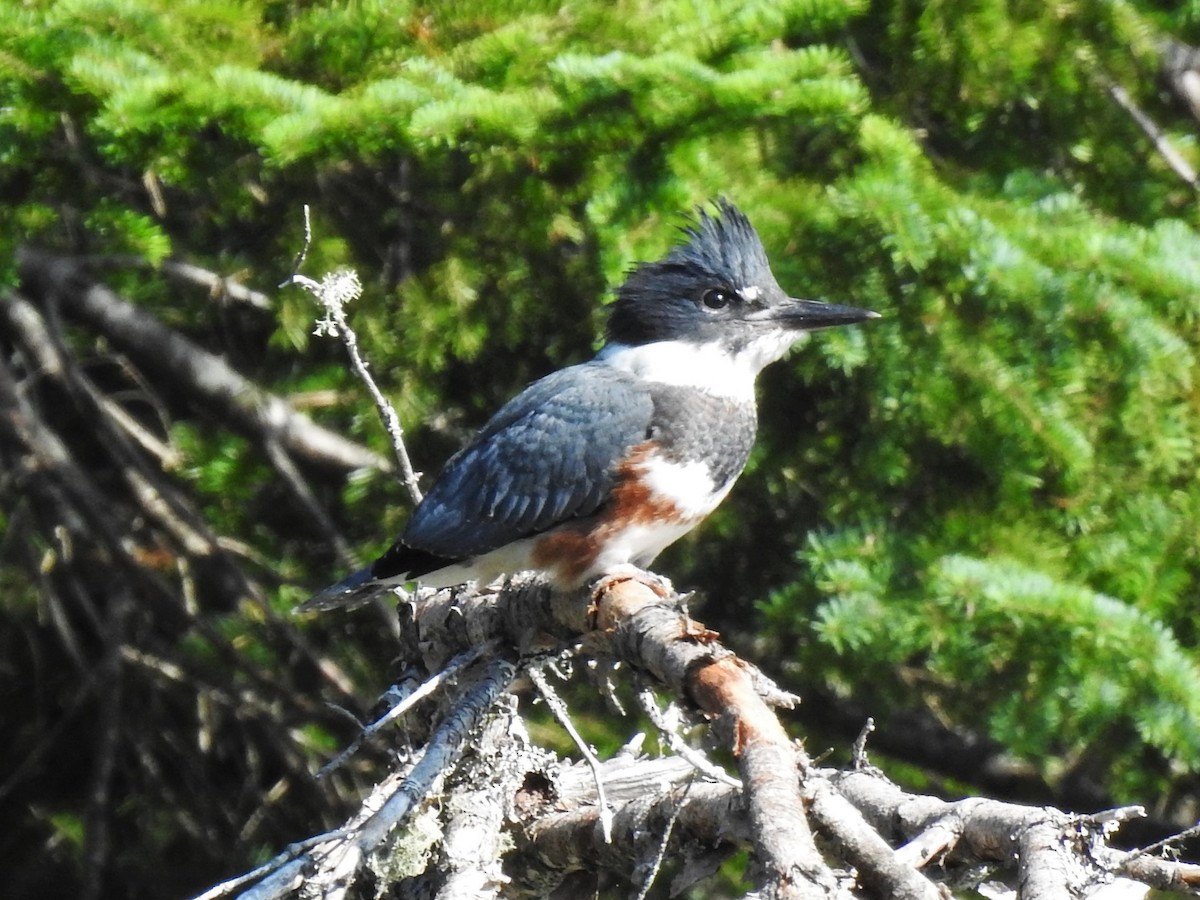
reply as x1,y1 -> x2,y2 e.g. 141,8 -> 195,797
757,297 -> 880,331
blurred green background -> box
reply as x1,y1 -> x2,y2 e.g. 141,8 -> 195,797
3,0 -> 1200,896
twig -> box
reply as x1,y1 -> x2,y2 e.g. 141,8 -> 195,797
316,640 -> 497,778
318,658 -> 517,882
529,662 -> 614,842
15,251 -> 389,472
831,768 -> 1092,898
893,813 -> 963,868
1106,80 -> 1199,188
1117,853 -> 1200,891
159,259 -> 272,310
518,761 -> 745,892
592,574 -> 838,898
636,688 -> 742,789
0,350 -> 154,572
806,778 -> 941,900
851,717 -> 875,770
281,205 -> 424,505
188,830 -> 352,900
187,568 -> 1200,899
1132,819 -> 1200,857
434,695 -> 526,899
4,289 -> 259,599
79,255 -> 272,310
218,656 -> 516,900
2,291 -> 183,469
82,585 -> 132,900
632,777 -> 693,900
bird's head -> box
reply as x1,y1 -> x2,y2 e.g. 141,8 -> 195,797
605,199 -> 877,374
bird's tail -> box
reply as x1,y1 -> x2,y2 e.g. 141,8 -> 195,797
295,567 -> 391,613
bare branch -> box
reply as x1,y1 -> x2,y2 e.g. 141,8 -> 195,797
193,566 -> 1200,898
158,258 -> 272,310
1117,854 -> 1200,892
262,437 -> 356,566
3,288 -> 258,597
1105,78 -> 1199,189
190,831 -> 352,900
830,768 -> 1158,897
850,717 -> 875,769
530,663 -> 614,842
434,697 -> 530,900
591,574 -> 836,898
15,248 -> 388,473
806,779 -> 941,900
516,756 -> 745,895
637,688 -> 742,789
78,255 -> 273,310
223,656 -> 519,899
281,205 -> 424,504
317,640 -> 497,778
631,777 -> 692,900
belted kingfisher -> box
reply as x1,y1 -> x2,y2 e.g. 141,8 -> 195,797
302,199 -> 876,611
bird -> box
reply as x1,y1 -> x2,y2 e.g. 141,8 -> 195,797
301,199 -> 877,612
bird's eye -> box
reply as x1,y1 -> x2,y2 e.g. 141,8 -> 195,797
701,288 -> 732,311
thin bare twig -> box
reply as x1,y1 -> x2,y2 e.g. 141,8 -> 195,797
262,438 -> 356,566
637,688 -> 742,789
79,255 -> 272,310
1106,80 -> 1199,188
632,777 -> 693,900
211,656 -> 516,899
281,205 -> 424,505
806,779 -> 941,900
15,250 -> 388,472
318,658 -> 517,890
851,717 -> 875,770
188,829 -> 353,900
3,289 -> 182,468
1127,818 -> 1200,859
530,662 -> 614,843
316,640 -> 497,778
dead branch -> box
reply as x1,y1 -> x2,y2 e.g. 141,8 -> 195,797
77,254 -> 273,310
515,757 -> 745,896
282,206 -> 423,504
636,687 -> 742,788
215,656 -> 519,900
829,768 -> 1192,897
318,641 -> 497,778
1104,77 -> 1199,189
1160,39 -> 1200,125
0,341 -> 153,576
529,663 -> 615,841
209,569 -> 1200,899
588,573 -> 834,898
157,258 -> 273,310
1119,854 -> 1200,892
3,290 -> 257,578
15,247 -> 388,473
432,696 -> 532,900
806,779 -> 941,900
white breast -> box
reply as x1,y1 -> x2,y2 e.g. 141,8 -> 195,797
596,340 -> 757,402
637,454 -> 733,520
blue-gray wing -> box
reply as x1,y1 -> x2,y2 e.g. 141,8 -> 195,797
395,361 -> 653,560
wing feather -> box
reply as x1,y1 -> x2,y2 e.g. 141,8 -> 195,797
392,361 -> 653,560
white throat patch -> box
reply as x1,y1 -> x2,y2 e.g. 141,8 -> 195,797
597,334 -> 806,401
